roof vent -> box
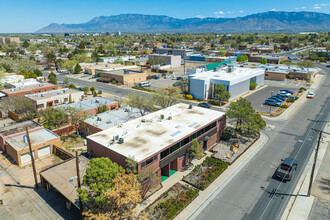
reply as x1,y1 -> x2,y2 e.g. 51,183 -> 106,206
118,137 -> 124,144
160,114 -> 164,119
167,116 -> 172,120
188,105 -> 192,109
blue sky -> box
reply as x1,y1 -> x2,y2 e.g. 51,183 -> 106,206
1,0 -> 330,33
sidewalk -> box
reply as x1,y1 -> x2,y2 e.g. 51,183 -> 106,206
264,73 -> 324,121
281,123 -> 330,220
175,132 -> 269,220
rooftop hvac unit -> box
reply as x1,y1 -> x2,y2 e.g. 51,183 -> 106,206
63,90 -> 66,93
115,135 -> 119,140
123,69 -> 129,74
160,114 -> 164,119
41,94 -> 45,97
167,116 -> 172,120
95,99 -> 100,103
118,137 -> 124,144
106,120 -> 111,124
97,117 -> 101,121
188,105 -> 192,109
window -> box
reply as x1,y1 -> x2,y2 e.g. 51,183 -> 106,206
86,127 -> 89,134
170,143 -> 180,153
265,74 -> 268,76
141,155 -> 158,168
160,148 -> 170,159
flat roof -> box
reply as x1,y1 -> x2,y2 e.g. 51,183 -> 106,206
189,67 -> 265,85
25,88 -> 83,100
0,121 -> 40,137
84,106 -> 142,130
2,82 -> 56,94
6,128 -> 59,151
87,103 -> 225,162
40,156 -> 89,208
54,97 -> 117,112
100,68 -> 144,76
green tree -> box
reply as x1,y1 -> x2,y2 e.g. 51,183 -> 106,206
190,139 -> 203,159
68,84 -> 77,89
55,59 -> 63,71
325,42 -> 330,50
22,40 -> 30,48
126,93 -> 154,116
73,63 -> 82,74
48,75 -> 57,84
152,86 -> 182,109
93,91 -> 97,97
82,87 -> 89,95
260,58 -> 267,65
67,53 -> 74,60
214,84 -> 230,103
40,108 -> 68,129
45,52 -> 56,67
63,77 -> 70,84
250,82 -> 258,90
98,90 -> 102,95
125,156 -> 137,174
62,60 -> 78,73
90,86 -> 95,93
298,60 -> 315,68
309,53 -> 318,60
19,70 -> 37,79
77,158 -> 124,208
33,69 -> 43,77
227,98 -> 254,132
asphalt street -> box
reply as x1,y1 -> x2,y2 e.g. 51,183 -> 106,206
194,64 -> 330,220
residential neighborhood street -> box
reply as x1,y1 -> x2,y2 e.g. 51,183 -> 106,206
193,64 -> 330,220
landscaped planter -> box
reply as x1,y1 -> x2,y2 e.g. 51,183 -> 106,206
141,183 -> 199,220
182,157 -> 228,190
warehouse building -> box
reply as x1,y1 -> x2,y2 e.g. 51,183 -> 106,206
87,103 -> 226,188
0,121 -> 61,166
148,54 -> 181,68
189,66 -> 265,101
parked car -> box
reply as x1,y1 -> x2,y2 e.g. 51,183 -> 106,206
198,102 -> 212,108
173,82 -> 181,86
272,95 -> 286,101
138,81 -> 151,87
265,99 -> 281,107
268,97 -> 283,102
306,92 -> 315,99
278,91 -> 294,99
275,158 -> 297,181
280,89 -> 294,94
176,76 -> 183,80
326,65 -> 330,68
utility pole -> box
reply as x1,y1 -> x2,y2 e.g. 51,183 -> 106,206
307,128 -> 330,197
26,127 -> 38,189
75,151 -> 83,219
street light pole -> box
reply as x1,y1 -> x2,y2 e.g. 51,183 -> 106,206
307,128 -> 330,197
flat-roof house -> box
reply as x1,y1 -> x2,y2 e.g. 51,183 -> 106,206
0,121 -> 61,166
25,88 -> 84,110
189,66 -> 265,101
54,97 -> 119,117
1,79 -> 58,97
148,54 -> 182,68
82,106 -> 142,136
87,103 -> 226,189
99,69 -> 147,85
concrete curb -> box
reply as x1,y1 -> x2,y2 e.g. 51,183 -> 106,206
175,132 -> 270,220
281,123 -> 330,220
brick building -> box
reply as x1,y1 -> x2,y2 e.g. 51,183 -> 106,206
87,103 -> 226,188
0,121 -> 61,166
1,79 -> 58,97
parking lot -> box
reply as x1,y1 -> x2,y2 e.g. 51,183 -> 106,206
245,80 -> 309,113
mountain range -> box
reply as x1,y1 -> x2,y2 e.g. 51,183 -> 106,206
36,11 -> 330,33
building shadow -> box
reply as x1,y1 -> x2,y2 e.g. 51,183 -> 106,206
4,184 -> 35,189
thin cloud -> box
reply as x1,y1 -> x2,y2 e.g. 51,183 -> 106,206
215,15 -> 225,18
315,4 -> 330,7
227,11 -> 233,14
214,11 -> 225,15
270,9 -> 276,11
295,6 -> 307,10
239,10 -> 244,13
195,15 -> 205,19
314,6 -> 321,9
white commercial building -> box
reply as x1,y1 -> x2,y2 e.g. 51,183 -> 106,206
189,66 -> 265,101
25,88 -> 84,110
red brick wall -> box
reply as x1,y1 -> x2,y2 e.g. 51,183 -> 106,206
2,85 -> 58,97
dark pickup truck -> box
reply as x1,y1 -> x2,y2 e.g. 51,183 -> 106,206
275,158 -> 297,181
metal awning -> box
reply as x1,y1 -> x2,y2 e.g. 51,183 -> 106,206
0,92 -> 7,98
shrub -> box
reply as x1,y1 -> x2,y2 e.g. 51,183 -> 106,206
197,98 -> 202,101
295,96 -> 299,100
280,105 -> 289,109
185,94 -> 193,100
132,86 -> 155,92
299,87 -> 307,91
250,82 -> 258,90
97,77 -> 112,83
221,131 -> 232,141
